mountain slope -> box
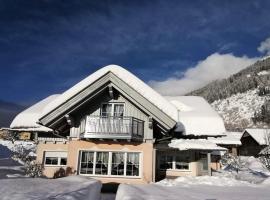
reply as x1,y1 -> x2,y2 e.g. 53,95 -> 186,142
0,100 -> 26,127
211,89 -> 267,131
188,57 -> 270,103
187,57 -> 270,131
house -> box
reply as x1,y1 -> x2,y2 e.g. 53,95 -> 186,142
239,129 -> 270,156
10,65 -> 226,184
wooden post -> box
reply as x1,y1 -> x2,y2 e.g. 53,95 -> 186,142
207,152 -> 211,176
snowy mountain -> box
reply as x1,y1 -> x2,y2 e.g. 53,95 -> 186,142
0,100 -> 26,127
187,57 -> 270,131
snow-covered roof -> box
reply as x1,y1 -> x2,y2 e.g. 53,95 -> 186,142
244,129 -> 270,145
41,65 -> 178,122
164,96 -> 226,136
11,65 -> 226,137
169,139 -> 227,151
259,146 -> 270,155
208,132 -> 242,145
10,95 -> 59,132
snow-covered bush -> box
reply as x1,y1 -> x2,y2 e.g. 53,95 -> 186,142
12,144 -> 43,177
221,153 -> 243,173
25,160 -> 43,178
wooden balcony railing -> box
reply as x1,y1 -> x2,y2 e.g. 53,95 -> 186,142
82,116 -> 144,140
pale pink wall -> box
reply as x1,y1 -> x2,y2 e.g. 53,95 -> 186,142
67,140 -> 154,184
36,140 -> 154,184
36,142 -> 68,178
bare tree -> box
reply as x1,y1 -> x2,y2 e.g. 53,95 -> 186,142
259,129 -> 270,170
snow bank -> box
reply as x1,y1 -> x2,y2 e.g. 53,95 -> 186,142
116,182 -> 270,200
116,172 -> 270,200
0,176 -> 101,200
169,139 -> 227,151
219,156 -> 270,184
165,96 -> 226,136
157,175 -> 252,187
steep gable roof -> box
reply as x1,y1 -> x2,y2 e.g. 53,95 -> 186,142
243,129 -> 270,145
39,65 -> 178,129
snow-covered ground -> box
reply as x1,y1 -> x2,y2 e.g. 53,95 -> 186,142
0,176 -> 102,200
116,156 -> 270,200
0,139 -> 37,178
0,139 -> 36,153
116,181 -> 270,200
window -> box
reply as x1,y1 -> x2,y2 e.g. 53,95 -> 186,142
79,151 -> 141,177
159,155 -> 173,170
126,152 -> 140,176
80,151 -> 94,174
44,151 -> 67,166
45,157 -> 58,165
101,103 -> 124,117
95,152 -> 109,175
175,155 -> 189,170
111,152 -> 125,175
199,153 -> 208,171
159,151 -> 190,171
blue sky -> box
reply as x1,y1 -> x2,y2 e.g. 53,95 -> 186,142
0,0 -> 270,105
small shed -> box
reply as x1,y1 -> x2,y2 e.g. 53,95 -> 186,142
239,129 -> 270,156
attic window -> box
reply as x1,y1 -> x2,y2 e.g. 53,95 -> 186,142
101,103 -> 124,117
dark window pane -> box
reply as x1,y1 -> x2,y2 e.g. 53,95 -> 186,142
60,158 -> 67,165
101,104 -> 112,117
111,152 -> 125,175
126,153 -> 140,176
80,151 -> 94,174
45,157 -> 58,165
114,104 -> 124,117
95,152 -> 109,175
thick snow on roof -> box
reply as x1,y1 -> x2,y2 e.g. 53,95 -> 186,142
244,129 -> 270,145
10,95 -> 59,132
169,139 -> 227,151
41,65 -> 178,121
164,96 -> 226,136
208,132 -> 242,145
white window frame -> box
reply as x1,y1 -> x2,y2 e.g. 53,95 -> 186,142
78,150 -> 142,178
100,103 -> 125,117
44,151 -> 67,167
159,151 -> 191,171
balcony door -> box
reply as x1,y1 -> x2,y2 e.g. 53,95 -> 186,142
101,103 -> 124,117
100,103 -> 125,133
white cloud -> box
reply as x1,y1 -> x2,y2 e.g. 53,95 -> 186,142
150,53 -> 258,95
258,37 -> 270,55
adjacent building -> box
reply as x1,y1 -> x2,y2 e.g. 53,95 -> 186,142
239,129 -> 270,156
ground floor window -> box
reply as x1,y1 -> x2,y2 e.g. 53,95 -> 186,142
79,151 -> 141,177
44,151 -> 67,166
159,151 -> 190,171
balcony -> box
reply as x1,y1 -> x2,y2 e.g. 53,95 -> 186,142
82,116 -> 144,140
